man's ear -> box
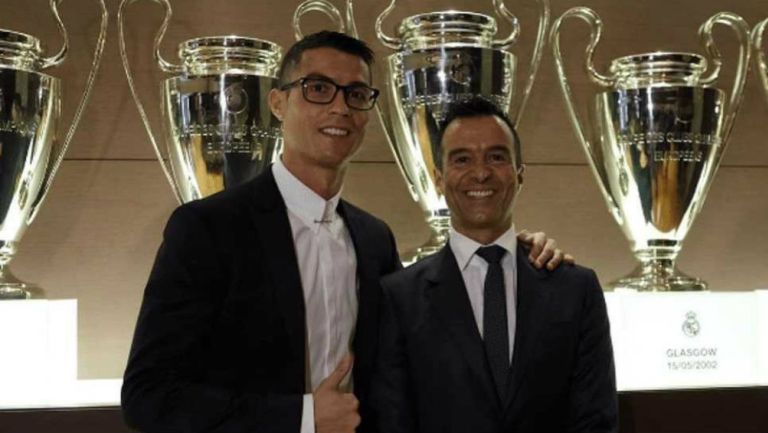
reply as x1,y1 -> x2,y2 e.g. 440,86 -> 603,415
269,88 -> 285,121
517,164 -> 525,189
434,167 -> 445,195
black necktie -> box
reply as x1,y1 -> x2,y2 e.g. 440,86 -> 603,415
476,245 -> 509,401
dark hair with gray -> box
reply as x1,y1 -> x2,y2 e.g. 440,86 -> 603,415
277,31 -> 375,86
436,96 -> 522,170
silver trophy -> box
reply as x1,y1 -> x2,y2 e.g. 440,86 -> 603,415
375,0 -> 550,264
0,1 -> 108,300
753,18 -> 768,104
551,8 -> 750,291
119,0 -> 285,203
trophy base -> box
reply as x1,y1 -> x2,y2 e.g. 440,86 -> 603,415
0,271 -> 45,300
609,261 -> 707,292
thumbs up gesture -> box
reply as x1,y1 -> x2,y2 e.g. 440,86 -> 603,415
314,354 -> 360,433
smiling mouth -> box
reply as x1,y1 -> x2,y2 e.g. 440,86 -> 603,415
466,190 -> 493,198
320,127 -> 350,137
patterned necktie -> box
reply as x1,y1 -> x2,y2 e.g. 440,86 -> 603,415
476,245 -> 509,401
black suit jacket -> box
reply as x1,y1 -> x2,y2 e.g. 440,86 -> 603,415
122,166 -> 401,433
371,244 -> 617,433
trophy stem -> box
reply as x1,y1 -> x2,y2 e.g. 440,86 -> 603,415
0,268 -> 44,300
610,248 -> 707,292
0,244 -> 44,300
400,215 -> 451,266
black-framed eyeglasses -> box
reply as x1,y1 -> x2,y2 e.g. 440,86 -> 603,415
280,76 -> 380,111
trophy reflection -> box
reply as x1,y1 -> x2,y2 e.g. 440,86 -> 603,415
753,18 -> 768,104
0,1 -> 107,299
551,8 -> 750,291
375,0 -> 550,264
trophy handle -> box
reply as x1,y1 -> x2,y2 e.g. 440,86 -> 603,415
30,0 -> 109,221
754,19 -> 768,104
345,0 -> 359,39
293,0 -> 348,40
550,7 -> 620,216
493,0 -> 549,127
490,0 -> 521,49
41,0 -> 68,69
118,0 -> 183,202
375,90 -> 419,202
375,0 -> 401,49
698,12 -> 751,153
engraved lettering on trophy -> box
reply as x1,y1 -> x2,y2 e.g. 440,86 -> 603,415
654,150 -> 704,162
402,94 -> 507,123
0,120 -> 39,138
617,132 -> 720,147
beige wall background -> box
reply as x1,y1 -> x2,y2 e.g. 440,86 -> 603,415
4,0 -> 767,379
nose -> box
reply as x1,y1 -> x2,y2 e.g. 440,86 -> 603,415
470,162 -> 491,182
328,88 -> 350,115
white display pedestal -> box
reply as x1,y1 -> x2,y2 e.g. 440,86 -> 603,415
0,300 -> 121,409
2,292 -> 767,409
605,290 -> 768,391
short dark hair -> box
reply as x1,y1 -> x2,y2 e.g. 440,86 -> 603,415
277,31 -> 375,86
436,96 -> 522,170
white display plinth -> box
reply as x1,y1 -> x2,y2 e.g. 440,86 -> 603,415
605,290 -> 768,391
0,300 -> 121,409
1,292 -> 767,409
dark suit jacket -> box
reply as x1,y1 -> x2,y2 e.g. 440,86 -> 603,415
371,244 -> 617,433
121,166 -> 401,433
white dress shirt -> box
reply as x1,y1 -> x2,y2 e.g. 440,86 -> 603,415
273,160 -> 358,433
448,225 -> 518,364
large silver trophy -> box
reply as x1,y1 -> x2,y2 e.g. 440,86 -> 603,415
118,0 -> 284,202
0,1 -> 107,300
118,0 -> 353,203
551,8 -> 750,291
375,0 -> 550,264
753,19 -> 768,104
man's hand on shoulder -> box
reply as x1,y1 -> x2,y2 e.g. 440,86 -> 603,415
314,354 -> 360,433
517,229 -> 575,271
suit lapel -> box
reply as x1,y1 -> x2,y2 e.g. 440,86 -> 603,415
503,244 -> 551,414
428,246 -> 501,413
338,201 -> 380,369
250,167 -> 306,366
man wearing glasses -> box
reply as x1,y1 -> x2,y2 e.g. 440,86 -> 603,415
122,31 -> 568,433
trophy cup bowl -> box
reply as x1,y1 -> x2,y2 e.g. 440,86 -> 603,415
0,2 -> 108,300
375,0 -> 550,264
551,8 -> 750,291
162,37 -> 282,202
119,0 -> 283,203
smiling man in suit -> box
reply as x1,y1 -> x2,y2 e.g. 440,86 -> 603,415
121,32 -> 569,433
372,97 -> 618,433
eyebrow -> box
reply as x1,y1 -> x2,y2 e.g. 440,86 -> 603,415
303,73 -> 369,87
446,145 -> 511,158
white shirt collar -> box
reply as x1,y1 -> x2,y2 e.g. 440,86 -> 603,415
273,159 -> 343,233
449,224 -> 518,271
